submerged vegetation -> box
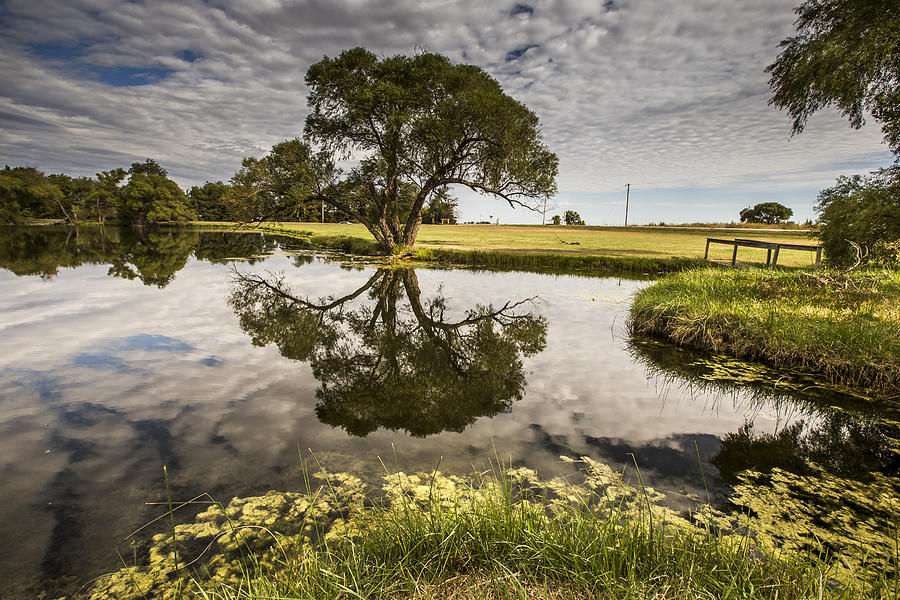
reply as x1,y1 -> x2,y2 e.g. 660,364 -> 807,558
630,268 -> 900,398
86,457 -> 898,600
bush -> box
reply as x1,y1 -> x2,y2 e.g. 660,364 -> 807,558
816,167 -> 900,268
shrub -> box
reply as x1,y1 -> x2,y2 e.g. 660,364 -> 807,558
816,167 -> 900,267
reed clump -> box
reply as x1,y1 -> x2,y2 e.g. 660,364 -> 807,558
629,267 -> 900,398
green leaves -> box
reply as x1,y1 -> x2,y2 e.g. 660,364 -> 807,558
739,202 -> 794,224
816,166 -> 900,267
767,0 -> 900,155
119,171 -> 195,226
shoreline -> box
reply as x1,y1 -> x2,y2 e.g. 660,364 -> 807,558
628,267 -> 900,400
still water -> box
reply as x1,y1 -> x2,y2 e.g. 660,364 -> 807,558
0,227 -> 896,596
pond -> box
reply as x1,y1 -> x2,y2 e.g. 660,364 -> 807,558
0,226 -> 897,597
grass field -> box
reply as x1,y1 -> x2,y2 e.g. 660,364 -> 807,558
196,222 -> 822,268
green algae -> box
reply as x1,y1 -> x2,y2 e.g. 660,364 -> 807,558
724,465 -> 900,581
86,474 -> 367,600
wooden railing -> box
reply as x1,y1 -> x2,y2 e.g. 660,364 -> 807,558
705,238 -> 822,268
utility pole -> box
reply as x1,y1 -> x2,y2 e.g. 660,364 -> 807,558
624,183 -> 630,226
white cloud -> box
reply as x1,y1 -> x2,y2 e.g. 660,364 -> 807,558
0,0 -> 892,223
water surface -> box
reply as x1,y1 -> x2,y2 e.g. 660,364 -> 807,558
0,226 -> 895,596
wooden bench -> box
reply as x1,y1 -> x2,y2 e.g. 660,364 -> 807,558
705,238 -> 822,268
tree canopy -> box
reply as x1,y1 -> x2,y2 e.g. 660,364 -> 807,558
295,48 -> 558,252
118,162 -> 195,227
0,166 -> 66,223
766,0 -> 900,155
229,138 -> 337,223
563,210 -> 584,226
739,202 -> 794,224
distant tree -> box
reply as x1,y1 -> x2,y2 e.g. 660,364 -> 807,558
298,48 -> 558,253
128,158 -> 168,177
739,202 -> 794,224
119,163 -> 194,228
550,214 -> 561,225
815,167 -> 900,267
766,0 -> 900,155
48,173 -> 99,222
421,187 -> 458,224
541,197 -> 560,225
563,210 -> 584,226
0,166 -> 67,223
229,138 -> 336,223
90,168 -> 127,224
189,181 -> 234,221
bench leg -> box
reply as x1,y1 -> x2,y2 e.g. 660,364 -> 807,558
772,246 -> 780,267
731,244 -> 738,266
766,248 -> 772,268
704,240 -> 710,260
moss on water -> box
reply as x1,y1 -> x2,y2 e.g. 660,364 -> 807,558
87,475 -> 367,600
725,465 -> 900,581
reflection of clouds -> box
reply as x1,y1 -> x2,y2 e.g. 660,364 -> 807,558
0,256 -> 809,593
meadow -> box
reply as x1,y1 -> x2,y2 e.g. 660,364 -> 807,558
196,222 -> 822,269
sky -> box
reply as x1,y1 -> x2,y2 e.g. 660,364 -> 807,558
0,0 -> 894,224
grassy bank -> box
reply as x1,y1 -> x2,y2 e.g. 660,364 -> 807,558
86,458 -> 896,600
629,268 -> 900,399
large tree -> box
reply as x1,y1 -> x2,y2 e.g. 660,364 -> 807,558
739,202 -> 794,224
118,161 -> 195,228
766,0 -> 900,155
299,48 -> 558,252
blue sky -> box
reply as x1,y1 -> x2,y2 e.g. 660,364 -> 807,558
0,0 -> 893,224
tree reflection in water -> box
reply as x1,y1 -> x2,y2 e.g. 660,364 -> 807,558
229,268 -> 547,436
0,225 -> 283,285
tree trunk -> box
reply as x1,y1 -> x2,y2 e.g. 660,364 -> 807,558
401,214 -> 422,250
54,197 -> 74,224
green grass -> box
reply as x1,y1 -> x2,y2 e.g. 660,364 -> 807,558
629,268 -> 900,398
187,221 -> 821,273
86,458 -> 897,600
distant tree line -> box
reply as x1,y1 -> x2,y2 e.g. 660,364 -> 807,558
1,159 -> 195,227
2,142 -> 460,229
